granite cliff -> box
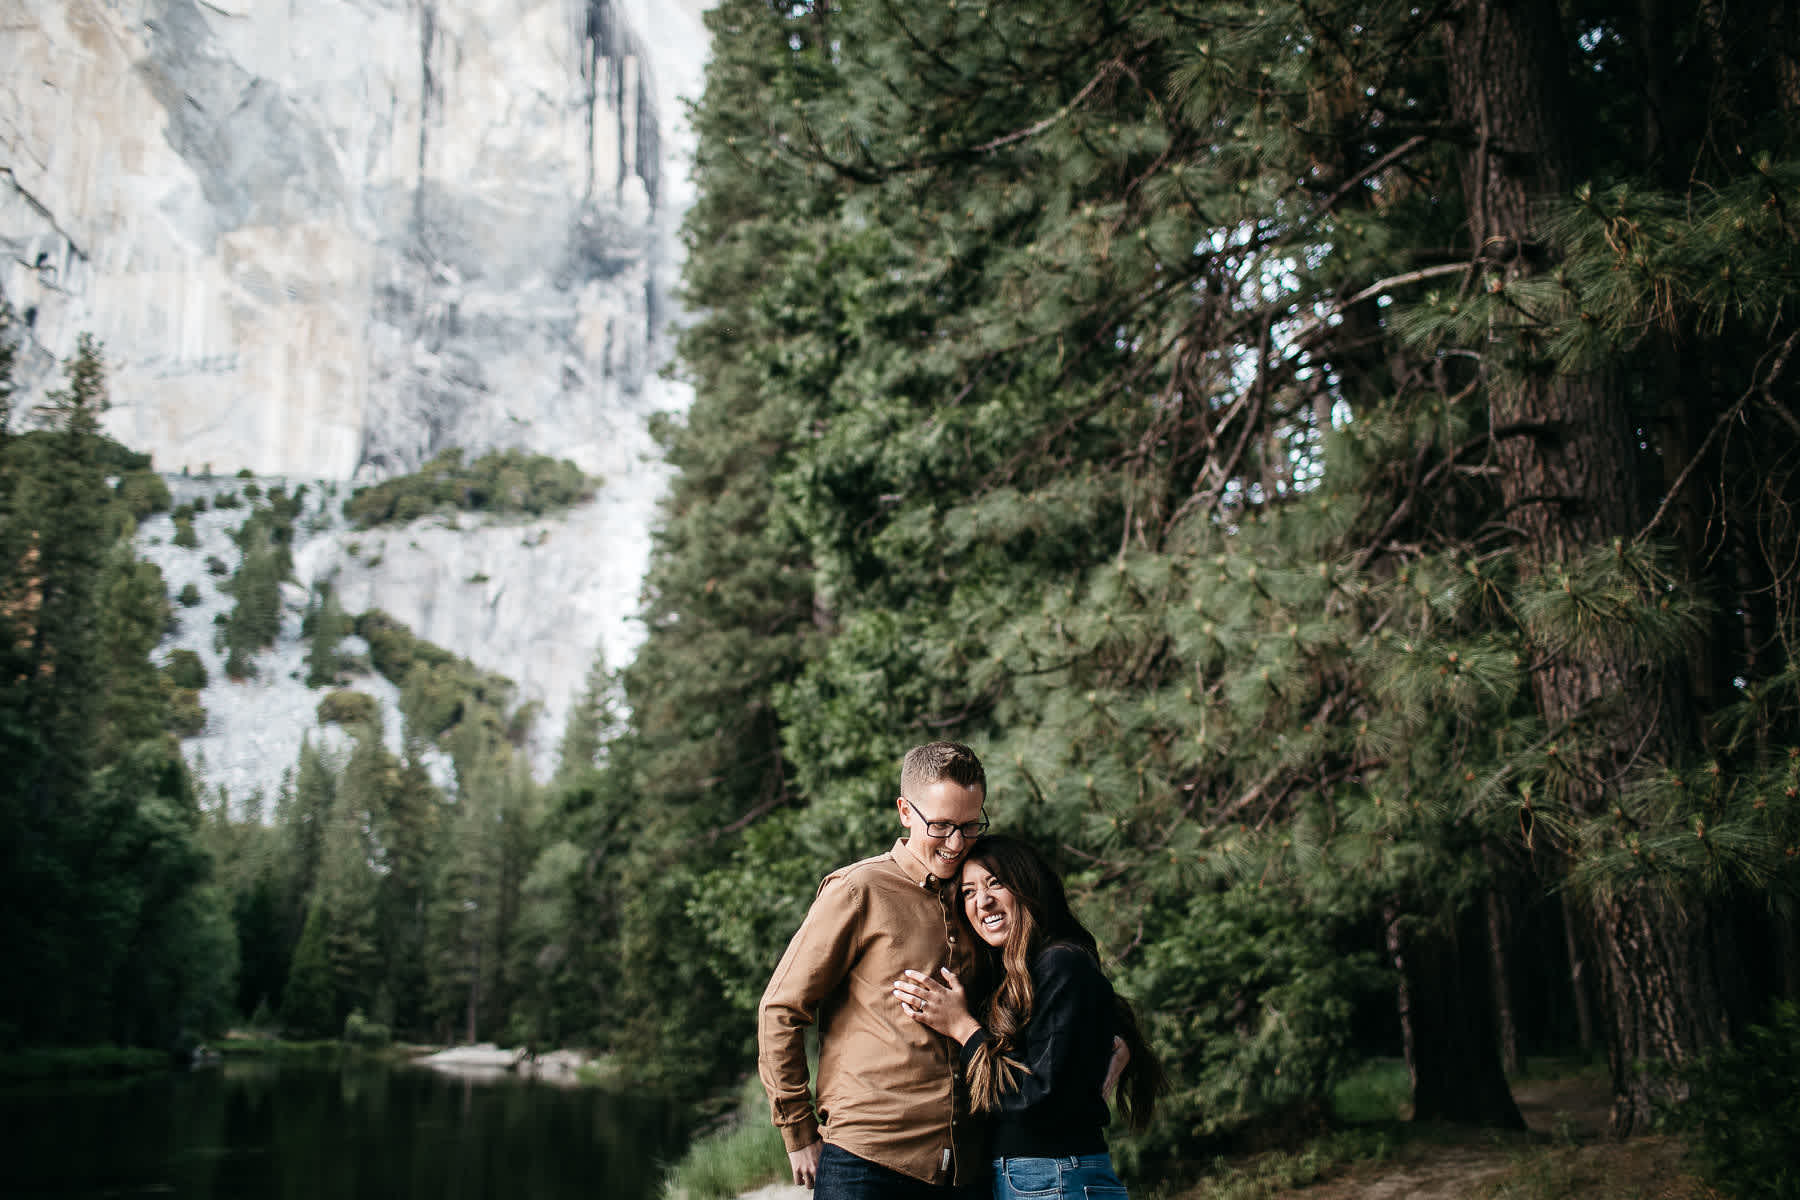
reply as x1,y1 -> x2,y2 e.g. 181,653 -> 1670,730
1,0 -> 711,796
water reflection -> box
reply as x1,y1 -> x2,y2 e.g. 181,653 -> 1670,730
4,1059 -> 684,1200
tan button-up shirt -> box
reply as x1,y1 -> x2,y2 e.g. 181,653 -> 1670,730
757,839 -> 979,1185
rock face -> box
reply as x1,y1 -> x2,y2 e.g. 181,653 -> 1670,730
2,0 -> 707,481
1,0 -> 712,794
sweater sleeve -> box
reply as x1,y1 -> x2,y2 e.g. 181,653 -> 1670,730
963,945 -> 1108,1116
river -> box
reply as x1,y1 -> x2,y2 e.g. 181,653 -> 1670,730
4,1058 -> 686,1199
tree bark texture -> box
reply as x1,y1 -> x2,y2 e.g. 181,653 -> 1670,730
1386,903 -> 1526,1129
1485,887 -> 1520,1076
1559,894 -> 1597,1052
1442,0 -> 1730,1136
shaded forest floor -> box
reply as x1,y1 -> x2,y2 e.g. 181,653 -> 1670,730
724,1070 -> 1720,1200
1166,1074 -> 1719,1200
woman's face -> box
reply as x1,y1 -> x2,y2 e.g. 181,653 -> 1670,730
960,857 -> 1017,949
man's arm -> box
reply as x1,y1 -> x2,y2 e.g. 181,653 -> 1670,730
757,874 -> 862,1180
787,1141 -> 823,1189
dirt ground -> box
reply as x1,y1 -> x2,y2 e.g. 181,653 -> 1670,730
744,1075 -> 1718,1200
1173,1075 -> 1721,1200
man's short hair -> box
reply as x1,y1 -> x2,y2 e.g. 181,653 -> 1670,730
900,741 -> 986,798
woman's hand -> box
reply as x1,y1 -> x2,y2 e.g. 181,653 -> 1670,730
893,967 -> 981,1044
1102,1035 -> 1129,1101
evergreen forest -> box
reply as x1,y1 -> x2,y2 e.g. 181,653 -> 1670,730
4,0 -> 1800,1184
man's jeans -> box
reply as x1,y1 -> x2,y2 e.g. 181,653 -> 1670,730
990,1153 -> 1129,1200
815,1143 -> 981,1200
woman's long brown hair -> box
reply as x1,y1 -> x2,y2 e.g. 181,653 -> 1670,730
956,835 -> 1165,1131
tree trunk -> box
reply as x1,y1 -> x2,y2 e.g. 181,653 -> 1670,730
1386,903 -> 1526,1128
1780,907 -> 1800,1002
1485,888 -> 1520,1076
1560,895 -> 1597,1052
1442,0 -> 1731,1136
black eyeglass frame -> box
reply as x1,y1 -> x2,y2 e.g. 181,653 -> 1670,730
902,797 -> 990,841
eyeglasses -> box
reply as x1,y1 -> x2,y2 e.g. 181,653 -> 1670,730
905,801 -> 989,841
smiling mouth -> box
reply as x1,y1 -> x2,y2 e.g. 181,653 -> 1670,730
981,914 -> 1004,931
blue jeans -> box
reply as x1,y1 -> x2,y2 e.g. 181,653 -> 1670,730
991,1154 -> 1129,1200
815,1143 -> 982,1200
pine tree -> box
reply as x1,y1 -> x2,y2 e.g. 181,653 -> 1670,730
282,902 -> 336,1038
555,649 -> 617,782
315,732 -> 388,1025
304,583 -> 349,688
633,0 -> 1800,1138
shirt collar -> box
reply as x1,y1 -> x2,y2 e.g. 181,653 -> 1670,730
889,837 -> 943,890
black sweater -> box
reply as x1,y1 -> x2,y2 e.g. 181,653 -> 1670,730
957,944 -> 1115,1159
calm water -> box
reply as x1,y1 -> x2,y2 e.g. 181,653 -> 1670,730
3,1059 -> 686,1200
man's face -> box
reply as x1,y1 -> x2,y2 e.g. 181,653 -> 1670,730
897,779 -> 987,881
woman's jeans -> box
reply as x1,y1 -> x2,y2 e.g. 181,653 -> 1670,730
991,1153 -> 1129,1200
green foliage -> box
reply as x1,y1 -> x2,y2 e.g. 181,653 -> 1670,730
0,1046 -> 174,1083
1130,884 -> 1388,1145
160,649 -> 210,737
659,1074 -> 792,1200
165,647 -> 208,691
219,492 -> 303,678
1669,1000 -> 1800,1200
176,580 -> 201,606
577,0 -> 1800,1135
0,331 -> 234,1052
341,1008 -> 392,1048
316,689 -> 379,728
151,4 -> 1800,1153
351,606 -> 520,766
282,904 -> 336,1039
355,608 -> 455,682
115,469 -> 171,521
304,585 -> 349,688
556,651 -> 619,781
163,686 -> 206,737
344,447 -> 595,528
1330,1059 -> 1412,1125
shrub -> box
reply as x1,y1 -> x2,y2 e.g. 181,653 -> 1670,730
172,516 -> 199,548
205,555 -> 229,576
1671,1000 -> 1800,1200
117,470 -> 172,520
344,447 -> 596,528
316,689 -> 379,728
355,608 -> 454,683
342,1009 -> 392,1049
249,997 -> 277,1033
178,582 -> 202,607
164,648 -> 209,690
165,687 -> 207,737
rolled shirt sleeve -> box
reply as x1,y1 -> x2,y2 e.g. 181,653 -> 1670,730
758,874 -> 865,1152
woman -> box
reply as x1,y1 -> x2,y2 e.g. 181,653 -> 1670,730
892,834 -> 1163,1200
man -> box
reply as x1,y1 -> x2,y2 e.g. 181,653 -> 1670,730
758,741 -> 989,1198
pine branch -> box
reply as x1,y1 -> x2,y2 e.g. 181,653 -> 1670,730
1637,326 -> 1800,541
1304,135 -> 1430,228
968,59 -> 1125,155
